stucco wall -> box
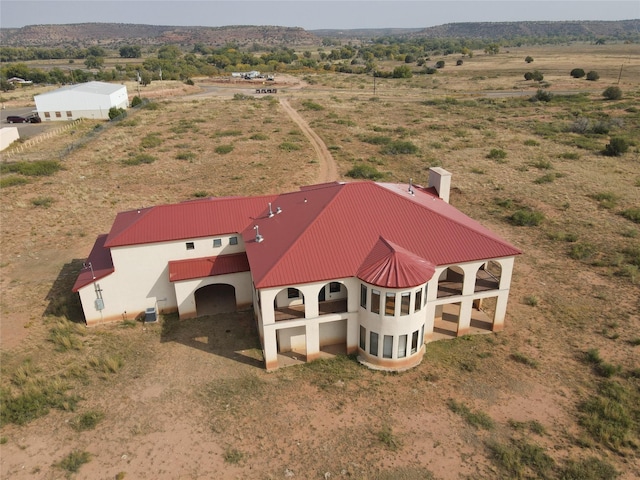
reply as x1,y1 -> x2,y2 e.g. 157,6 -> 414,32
0,127 -> 20,151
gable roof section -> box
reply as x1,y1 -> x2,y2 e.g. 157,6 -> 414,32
357,237 -> 436,288
37,81 -> 124,98
104,195 -> 277,248
72,234 -> 115,292
245,182 -> 521,289
169,253 -> 250,282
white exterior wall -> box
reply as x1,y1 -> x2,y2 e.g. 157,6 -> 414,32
0,127 -> 20,151
35,84 -> 128,121
173,271 -> 253,319
79,233 -> 246,325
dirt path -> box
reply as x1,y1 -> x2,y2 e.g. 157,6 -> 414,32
278,97 -> 339,184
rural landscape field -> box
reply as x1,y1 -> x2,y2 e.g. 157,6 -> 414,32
1,27 -> 639,480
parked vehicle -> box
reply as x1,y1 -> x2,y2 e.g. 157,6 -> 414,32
6,116 -> 28,123
26,115 -> 41,123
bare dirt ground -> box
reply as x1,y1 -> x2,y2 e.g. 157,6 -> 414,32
1,45 -> 639,479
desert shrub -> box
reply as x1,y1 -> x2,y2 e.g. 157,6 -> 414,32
130,95 -> 143,107
56,450 -> 91,473
70,410 -> 105,431
534,173 -> 557,184
301,100 -> 323,111
424,67 -> 437,74
223,447 -> 244,464
570,68 -> 585,78
525,56 -> 534,63
31,196 -> 53,208
510,352 -> 539,368
523,295 -> 538,306
380,140 -> 418,155
448,399 -> 495,430
140,133 -> 162,149
0,379 -> 79,426
486,438 -> 554,479
603,137 -> 628,156
346,164 -> 384,180
122,153 -> 155,166
591,121 -> 610,135
435,60 -> 445,69
108,107 -> 126,120
175,151 -> 196,161
360,135 -> 391,145
589,192 -> 618,209
602,86 -> 622,100
524,72 -> 533,81
487,148 -> 507,161
249,133 -> 268,140
377,425 -> 403,450
0,160 -> 61,177
620,208 -> 640,224
141,101 -> 159,110
392,65 -> 413,78
509,209 -> 544,226
456,59 -> 463,66
560,457 -> 618,480
278,142 -> 300,152
193,191 -> 208,198
569,242 -> 596,260
524,139 -> 539,146
586,71 -> 600,81
531,89 -> 552,102
0,176 -> 29,188
215,144 -> 234,154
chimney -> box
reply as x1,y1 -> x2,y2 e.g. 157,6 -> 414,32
428,167 -> 452,203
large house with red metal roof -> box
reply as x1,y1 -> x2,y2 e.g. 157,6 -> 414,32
73,168 -> 521,371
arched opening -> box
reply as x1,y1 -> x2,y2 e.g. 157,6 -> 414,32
475,260 -> 502,292
437,266 -> 464,298
195,283 -> 236,317
318,281 -> 348,315
274,287 -> 305,321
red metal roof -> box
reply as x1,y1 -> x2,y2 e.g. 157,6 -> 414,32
245,182 -> 521,289
72,234 -> 115,292
357,237 -> 436,288
104,195 -> 277,248
168,253 -> 250,282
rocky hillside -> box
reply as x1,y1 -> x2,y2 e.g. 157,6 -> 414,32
0,23 -> 319,48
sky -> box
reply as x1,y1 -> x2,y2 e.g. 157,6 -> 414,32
1,1 -> 638,30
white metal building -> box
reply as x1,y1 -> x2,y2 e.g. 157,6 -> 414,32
34,81 -> 128,121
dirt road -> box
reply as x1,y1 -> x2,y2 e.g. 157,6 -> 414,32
278,97 -> 338,183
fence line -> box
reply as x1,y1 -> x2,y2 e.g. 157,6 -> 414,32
2,118 -> 85,160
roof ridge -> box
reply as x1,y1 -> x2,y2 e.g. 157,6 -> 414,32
251,183 -> 344,287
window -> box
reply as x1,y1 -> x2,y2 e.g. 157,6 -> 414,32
385,292 -> 395,316
186,242 -> 195,250
55,111 -> 61,118
287,288 -> 300,299
229,236 -> 238,245
398,334 -> 407,358
213,239 -> 222,247
383,335 -> 393,358
330,282 -> 341,293
66,111 -> 72,118
369,332 -> 379,356
371,290 -> 380,314
44,112 -> 51,118
414,289 -> 422,312
359,326 -> 366,350
360,284 -> 367,308
411,330 -> 419,354
401,293 -> 410,315
420,325 -> 425,346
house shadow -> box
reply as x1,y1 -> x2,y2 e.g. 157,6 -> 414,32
44,258 -> 86,323
160,309 -> 264,369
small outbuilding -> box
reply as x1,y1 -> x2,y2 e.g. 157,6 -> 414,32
34,81 -> 128,121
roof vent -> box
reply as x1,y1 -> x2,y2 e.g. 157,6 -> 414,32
254,225 -> 264,243
276,206 -> 282,214
408,178 -> 415,196
268,202 -> 274,218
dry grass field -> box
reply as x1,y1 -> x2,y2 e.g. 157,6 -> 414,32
1,44 -> 639,479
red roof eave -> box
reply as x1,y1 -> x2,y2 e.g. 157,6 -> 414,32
169,253 -> 250,282
72,234 -> 115,292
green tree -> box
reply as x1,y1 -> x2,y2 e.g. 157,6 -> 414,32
570,68 -> 585,78
532,70 -> 544,81
119,45 -> 142,58
86,46 -> 106,57
392,65 -> 412,78
603,137 -> 628,156
84,56 -> 104,69
525,56 -> 534,63
602,86 -> 622,100
484,43 -> 500,55
435,60 -> 445,69
586,71 -> 600,81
